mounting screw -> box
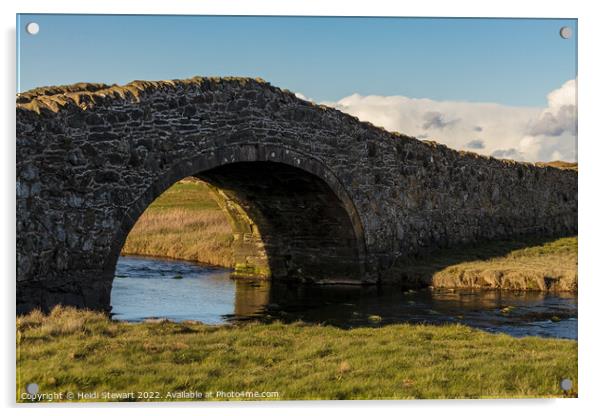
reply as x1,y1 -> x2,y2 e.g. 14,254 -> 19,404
560,378 -> 573,391
26,22 -> 40,35
559,26 -> 572,39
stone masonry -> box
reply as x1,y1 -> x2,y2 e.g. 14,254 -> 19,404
16,77 -> 578,313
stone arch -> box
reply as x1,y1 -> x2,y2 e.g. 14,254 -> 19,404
104,143 -> 368,295
16,77 -> 578,313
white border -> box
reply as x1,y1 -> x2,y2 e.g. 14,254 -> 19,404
2,1 -> 601,415
3,0 -> 585,18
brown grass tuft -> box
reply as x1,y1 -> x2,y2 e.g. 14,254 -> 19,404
338,361 -> 351,374
17,306 -> 111,337
16,309 -> 45,331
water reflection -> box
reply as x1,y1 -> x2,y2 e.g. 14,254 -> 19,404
232,280 -> 270,317
111,256 -> 577,339
255,282 -> 577,339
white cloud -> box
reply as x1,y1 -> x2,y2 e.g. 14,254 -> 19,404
518,79 -> 577,162
314,79 -> 577,163
294,92 -> 314,102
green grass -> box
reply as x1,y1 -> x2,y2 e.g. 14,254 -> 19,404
17,307 -> 577,402
145,179 -> 222,212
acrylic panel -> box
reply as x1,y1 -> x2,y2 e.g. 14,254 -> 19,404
16,14 -> 578,402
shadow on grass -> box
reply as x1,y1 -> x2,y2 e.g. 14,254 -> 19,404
382,233 -> 577,289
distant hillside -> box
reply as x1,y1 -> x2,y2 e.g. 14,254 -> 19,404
535,161 -> 578,171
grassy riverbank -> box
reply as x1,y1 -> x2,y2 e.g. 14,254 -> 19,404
121,179 -> 236,267
395,236 -> 577,292
17,307 -> 577,401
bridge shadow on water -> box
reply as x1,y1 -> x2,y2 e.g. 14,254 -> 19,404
229,278 -> 577,339
227,233 -> 577,339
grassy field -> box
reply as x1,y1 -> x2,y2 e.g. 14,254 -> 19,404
17,307 -> 577,402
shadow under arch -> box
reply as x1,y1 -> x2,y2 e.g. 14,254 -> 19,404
104,143 -> 369,291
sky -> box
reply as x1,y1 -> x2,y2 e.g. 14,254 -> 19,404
16,15 -> 577,162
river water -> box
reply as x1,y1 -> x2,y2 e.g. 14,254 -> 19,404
111,255 -> 577,339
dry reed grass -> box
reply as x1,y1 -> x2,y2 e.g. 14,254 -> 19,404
122,208 -> 235,267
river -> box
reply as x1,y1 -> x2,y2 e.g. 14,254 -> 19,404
111,255 -> 577,339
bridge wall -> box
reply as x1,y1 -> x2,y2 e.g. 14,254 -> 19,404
16,77 -> 577,312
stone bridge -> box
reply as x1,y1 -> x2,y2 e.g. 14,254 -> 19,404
16,77 -> 578,313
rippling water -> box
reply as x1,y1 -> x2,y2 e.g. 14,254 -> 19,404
111,255 -> 577,339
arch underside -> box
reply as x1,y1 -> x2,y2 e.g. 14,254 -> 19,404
198,162 -> 362,283
100,142 -> 371,294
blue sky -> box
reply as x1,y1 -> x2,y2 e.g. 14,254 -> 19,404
17,15 -> 576,107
